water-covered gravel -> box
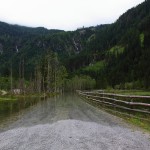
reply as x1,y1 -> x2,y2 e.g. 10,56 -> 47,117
0,94 -> 150,150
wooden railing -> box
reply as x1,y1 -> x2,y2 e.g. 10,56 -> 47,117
77,90 -> 150,122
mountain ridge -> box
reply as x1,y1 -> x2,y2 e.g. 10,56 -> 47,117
0,0 -> 150,90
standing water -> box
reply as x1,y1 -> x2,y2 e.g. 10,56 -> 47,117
0,94 -> 150,150
0,93 -> 121,132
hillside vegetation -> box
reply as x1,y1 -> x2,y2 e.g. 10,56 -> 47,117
0,0 -> 150,92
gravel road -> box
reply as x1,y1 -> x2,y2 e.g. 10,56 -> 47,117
0,94 -> 150,150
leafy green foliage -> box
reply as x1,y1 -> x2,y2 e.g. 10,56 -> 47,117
0,0 -> 150,90
65,75 -> 96,91
108,46 -> 125,57
83,61 -> 105,73
140,33 -> 144,47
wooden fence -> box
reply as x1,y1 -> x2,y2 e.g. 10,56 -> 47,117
77,90 -> 150,122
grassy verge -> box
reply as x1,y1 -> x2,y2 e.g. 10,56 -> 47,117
127,118 -> 150,132
105,108 -> 150,132
105,89 -> 150,96
0,92 -> 58,101
80,94 -> 150,133
0,97 -> 17,101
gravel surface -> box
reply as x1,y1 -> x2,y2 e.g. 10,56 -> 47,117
0,94 -> 150,150
0,120 -> 150,150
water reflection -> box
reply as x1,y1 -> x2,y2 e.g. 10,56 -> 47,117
0,94 -> 119,133
0,97 -> 41,122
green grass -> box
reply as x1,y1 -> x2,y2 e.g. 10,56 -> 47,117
0,97 -> 17,101
0,94 -> 40,102
0,92 -> 57,101
96,104 -> 150,132
106,109 -> 150,132
128,118 -> 150,132
105,89 -> 150,96
103,89 -> 150,131
81,90 -> 150,132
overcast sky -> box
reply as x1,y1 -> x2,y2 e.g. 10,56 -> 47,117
0,0 -> 145,31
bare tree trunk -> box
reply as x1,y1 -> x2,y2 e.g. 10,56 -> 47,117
34,67 -> 37,92
22,58 -> 25,95
43,77 -> 45,99
54,70 -> 56,93
37,67 -> 41,94
18,58 -> 25,95
47,59 -> 50,92
19,59 -> 21,91
10,61 -> 13,93
29,74 -> 33,93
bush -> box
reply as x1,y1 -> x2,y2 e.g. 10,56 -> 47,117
64,75 -> 96,91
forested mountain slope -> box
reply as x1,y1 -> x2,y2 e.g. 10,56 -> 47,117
0,0 -> 150,90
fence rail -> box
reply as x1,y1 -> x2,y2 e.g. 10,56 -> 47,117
77,90 -> 150,122
83,91 -> 150,99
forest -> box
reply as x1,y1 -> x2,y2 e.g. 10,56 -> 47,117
0,0 -> 150,94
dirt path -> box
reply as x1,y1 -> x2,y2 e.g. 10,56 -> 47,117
0,94 -> 149,150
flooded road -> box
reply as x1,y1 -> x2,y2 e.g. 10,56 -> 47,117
0,94 -> 122,132
0,94 -> 150,150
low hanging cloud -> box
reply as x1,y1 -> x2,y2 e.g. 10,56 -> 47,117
0,0 -> 145,30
